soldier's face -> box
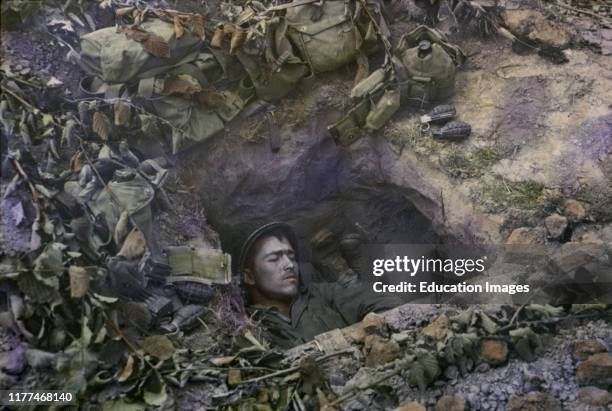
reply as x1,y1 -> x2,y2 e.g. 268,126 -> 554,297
246,236 -> 299,302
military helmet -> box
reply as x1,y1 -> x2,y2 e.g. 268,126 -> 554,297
238,222 -> 299,278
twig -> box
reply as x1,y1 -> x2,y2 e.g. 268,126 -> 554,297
328,368 -> 401,407
553,0 -> 612,22
238,364 -> 301,385
496,312 -> 605,333
0,87 -> 62,127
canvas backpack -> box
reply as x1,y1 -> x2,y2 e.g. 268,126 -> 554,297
78,17 -> 254,153
284,0 -> 385,74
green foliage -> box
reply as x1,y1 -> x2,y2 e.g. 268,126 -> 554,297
483,177 -> 545,209
443,147 -> 502,178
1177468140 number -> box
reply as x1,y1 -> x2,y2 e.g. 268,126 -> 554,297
1,390 -> 75,405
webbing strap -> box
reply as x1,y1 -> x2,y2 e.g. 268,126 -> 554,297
138,77 -> 156,98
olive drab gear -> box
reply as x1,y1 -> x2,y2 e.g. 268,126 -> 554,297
432,120 -> 472,140
286,0 -> 367,74
235,18 -> 310,102
250,281 -> 403,348
79,19 -> 204,87
78,16 -> 252,154
329,26 -> 466,144
77,4 -> 395,152
397,25 -> 466,104
163,246 -> 232,304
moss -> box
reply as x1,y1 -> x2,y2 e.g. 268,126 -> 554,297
384,121 -> 446,156
443,147 -> 502,179
483,178 -> 546,210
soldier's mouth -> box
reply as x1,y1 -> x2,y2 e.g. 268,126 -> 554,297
283,274 -> 297,283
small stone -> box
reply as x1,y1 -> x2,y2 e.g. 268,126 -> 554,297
476,363 -> 490,373
573,340 -> 607,361
394,401 -> 426,411
435,395 -> 465,411
563,199 -> 586,223
506,227 -> 547,245
363,334 -> 400,367
507,392 -> 561,411
552,241 -> 607,273
576,353 -> 612,387
421,314 -> 450,341
480,339 -> 509,365
444,365 -> 459,380
578,386 -> 611,406
351,312 -> 387,343
504,227 -> 548,263
544,214 -> 568,239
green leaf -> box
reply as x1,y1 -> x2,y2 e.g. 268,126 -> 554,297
479,312 -> 498,335
102,398 -> 145,411
143,383 -> 167,406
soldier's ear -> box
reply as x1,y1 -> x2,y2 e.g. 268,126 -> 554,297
243,268 -> 256,286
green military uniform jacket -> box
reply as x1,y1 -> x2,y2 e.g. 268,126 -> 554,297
248,281 -> 403,348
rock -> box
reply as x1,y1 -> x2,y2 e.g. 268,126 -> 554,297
435,395 -> 466,411
501,10 -> 571,49
506,227 -> 547,245
553,241 -> 608,273
507,392 -> 561,411
577,386 -> 611,406
444,365 -> 459,380
480,339 -> 509,365
563,199 -> 587,223
363,334 -> 400,367
421,314 -> 450,341
351,312 -> 387,343
573,340 -> 607,361
395,401 -> 426,411
503,227 -> 548,263
576,353 -> 612,387
544,214 -> 568,239
475,363 -> 490,373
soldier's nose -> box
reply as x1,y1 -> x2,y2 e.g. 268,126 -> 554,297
282,255 -> 295,270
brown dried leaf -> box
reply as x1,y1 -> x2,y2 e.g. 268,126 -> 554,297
114,210 -> 130,247
209,356 -> 236,366
162,77 -> 202,96
353,52 -> 369,87
117,227 -> 146,260
210,27 -> 224,48
230,28 -> 245,54
133,9 -> 146,26
69,266 -> 89,298
192,15 -> 205,39
120,26 -> 149,42
70,151 -> 82,172
227,369 -> 241,385
194,87 -> 226,107
115,7 -> 135,17
92,111 -> 111,140
113,101 -> 131,126
142,335 -> 175,360
143,34 -> 170,58
117,355 -> 134,382
173,16 -> 185,38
